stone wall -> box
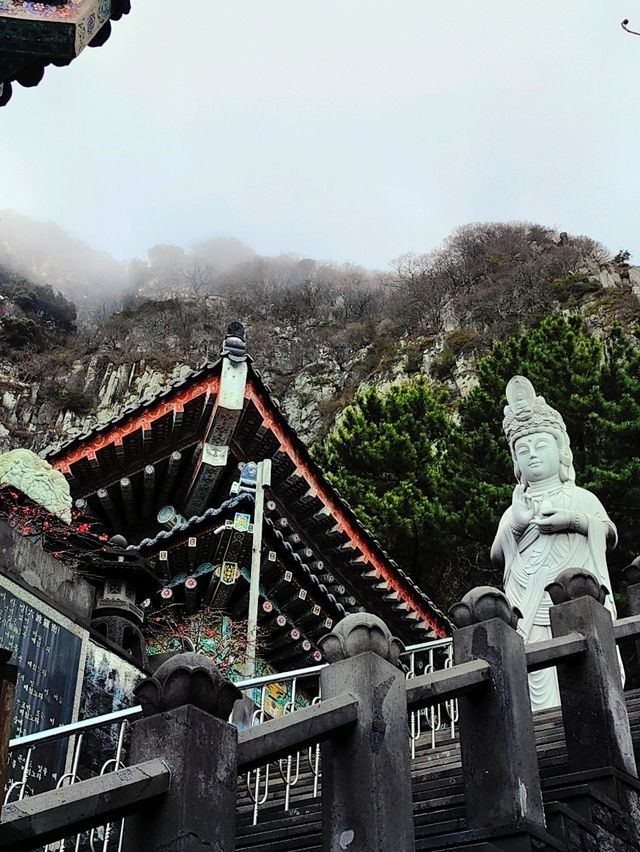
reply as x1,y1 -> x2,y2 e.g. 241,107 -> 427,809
0,518 -> 94,622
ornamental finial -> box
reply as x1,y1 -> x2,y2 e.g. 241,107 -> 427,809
623,556 -> 640,587
545,568 -> 609,606
134,652 -> 241,719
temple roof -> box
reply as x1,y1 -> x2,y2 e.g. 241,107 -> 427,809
45,326 -> 452,652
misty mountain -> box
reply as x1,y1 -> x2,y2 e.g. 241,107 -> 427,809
2,218 -> 638,458
0,211 -> 265,308
0,210 -> 127,307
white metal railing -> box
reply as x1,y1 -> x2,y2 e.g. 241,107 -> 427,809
5,636 -> 456,833
405,638 -> 458,757
6,705 -> 138,852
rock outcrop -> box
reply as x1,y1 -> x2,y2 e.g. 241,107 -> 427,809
1,252 -> 638,454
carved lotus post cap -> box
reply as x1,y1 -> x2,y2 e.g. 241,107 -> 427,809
545,568 -> 609,605
319,612 -> 404,664
134,652 -> 242,719
449,586 -> 522,629
623,556 -> 640,587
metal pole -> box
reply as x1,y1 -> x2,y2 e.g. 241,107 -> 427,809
245,459 -> 271,677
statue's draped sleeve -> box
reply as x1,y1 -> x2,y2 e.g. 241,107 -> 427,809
490,507 -> 516,573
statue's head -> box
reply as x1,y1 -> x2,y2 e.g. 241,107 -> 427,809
503,377 -> 575,486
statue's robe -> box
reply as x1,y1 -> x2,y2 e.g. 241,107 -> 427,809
492,481 -> 618,711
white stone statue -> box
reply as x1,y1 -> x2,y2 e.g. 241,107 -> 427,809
490,376 -> 619,711
0,448 -> 72,523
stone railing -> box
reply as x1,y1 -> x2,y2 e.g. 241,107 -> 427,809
2,634 -> 457,835
1,567 -> 640,851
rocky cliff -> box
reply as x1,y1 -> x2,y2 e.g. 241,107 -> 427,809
1,224 -> 639,454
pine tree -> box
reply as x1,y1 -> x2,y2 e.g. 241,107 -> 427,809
459,316 -> 640,586
315,317 -> 640,608
313,379 -> 468,600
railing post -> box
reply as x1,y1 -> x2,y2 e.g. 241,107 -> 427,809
0,650 -> 17,807
546,569 -> 636,778
622,557 -> 640,665
450,588 -> 546,836
318,613 -> 415,852
122,653 -> 242,852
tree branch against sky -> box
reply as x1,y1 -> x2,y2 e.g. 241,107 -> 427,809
622,17 -> 640,35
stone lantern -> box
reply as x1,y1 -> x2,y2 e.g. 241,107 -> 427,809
86,534 -> 160,667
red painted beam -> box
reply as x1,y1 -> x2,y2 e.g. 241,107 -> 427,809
245,384 -> 447,637
52,378 -> 220,474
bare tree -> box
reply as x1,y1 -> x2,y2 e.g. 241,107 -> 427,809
183,260 -> 221,298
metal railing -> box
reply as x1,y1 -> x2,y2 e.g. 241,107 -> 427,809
5,705 -> 143,852
406,638 -> 458,757
4,636 -> 456,834
236,637 -> 457,824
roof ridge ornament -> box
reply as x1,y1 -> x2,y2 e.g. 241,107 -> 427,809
222,321 -> 247,363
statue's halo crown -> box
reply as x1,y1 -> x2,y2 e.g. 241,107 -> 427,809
502,376 -> 568,452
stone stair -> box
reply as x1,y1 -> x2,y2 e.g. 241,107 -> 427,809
235,688 -> 640,851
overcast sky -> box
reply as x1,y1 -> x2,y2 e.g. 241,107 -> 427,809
2,1 -> 639,267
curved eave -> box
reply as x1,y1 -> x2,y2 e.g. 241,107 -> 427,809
244,367 -> 452,637
1,1 -> 132,108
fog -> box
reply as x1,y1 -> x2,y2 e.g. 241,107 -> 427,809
1,1 -> 638,272
0,210 -> 127,304
0,209 -> 370,309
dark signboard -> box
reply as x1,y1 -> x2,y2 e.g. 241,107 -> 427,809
0,575 -> 87,797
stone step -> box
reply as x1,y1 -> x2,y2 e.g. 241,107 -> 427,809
235,688 -> 640,849
414,804 -> 466,830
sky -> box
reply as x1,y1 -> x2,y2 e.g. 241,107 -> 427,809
1,1 -> 639,268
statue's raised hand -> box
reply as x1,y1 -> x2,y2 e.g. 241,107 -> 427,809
511,484 -> 534,531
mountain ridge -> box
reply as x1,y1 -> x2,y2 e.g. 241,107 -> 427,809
0,219 -> 638,456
